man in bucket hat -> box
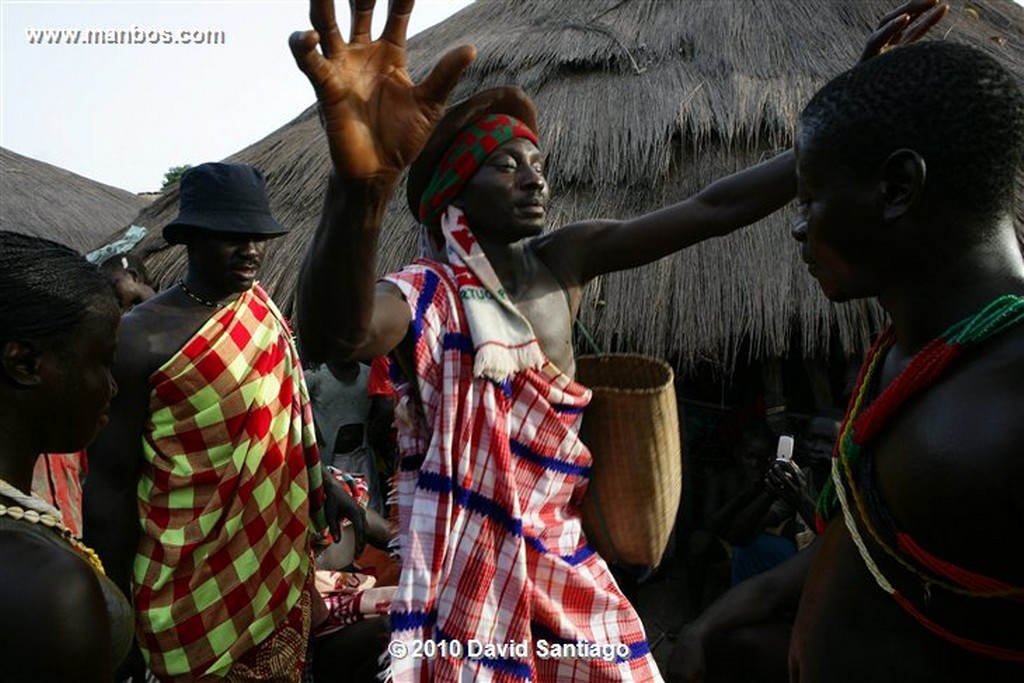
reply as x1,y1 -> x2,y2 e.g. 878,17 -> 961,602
86,162 -> 356,682
290,1 -> 943,681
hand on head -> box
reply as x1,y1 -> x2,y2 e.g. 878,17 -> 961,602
290,0 -> 476,179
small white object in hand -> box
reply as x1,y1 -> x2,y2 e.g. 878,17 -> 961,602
776,435 -> 794,462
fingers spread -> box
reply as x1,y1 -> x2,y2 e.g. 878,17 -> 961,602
350,0 -> 376,44
860,13 -> 909,61
382,0 -> 415,48
417,44 -> 477,107
875,0 -> 937,30
879,13 -> 911,46
902,3 -> 949,44
310,0 -> 346,58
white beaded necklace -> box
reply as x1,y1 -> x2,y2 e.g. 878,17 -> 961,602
0,476 -> 105,574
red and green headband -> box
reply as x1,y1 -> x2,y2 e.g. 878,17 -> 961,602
418,114 -> 539,227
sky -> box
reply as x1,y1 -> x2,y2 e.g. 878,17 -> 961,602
4,1 -> 1024,194
1,0 -> 475,193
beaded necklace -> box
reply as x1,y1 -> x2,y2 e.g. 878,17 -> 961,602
178,279 -> 222,308
0,476 -> 105,575
816,294 -> 1024,661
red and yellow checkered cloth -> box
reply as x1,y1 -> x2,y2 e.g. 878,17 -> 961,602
384,262 -> 662,682
133,284 -> 326,680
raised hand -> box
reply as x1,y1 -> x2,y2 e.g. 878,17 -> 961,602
290,0 -> 476,179
860,0 -> 949,63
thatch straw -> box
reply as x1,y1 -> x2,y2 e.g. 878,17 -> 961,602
132,0 -> 1024,373
1,146 -> 149,254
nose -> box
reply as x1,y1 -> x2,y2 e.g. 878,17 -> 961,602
108,372 -> 119,401
237,238 -> 269,260
519,165 -> 547,192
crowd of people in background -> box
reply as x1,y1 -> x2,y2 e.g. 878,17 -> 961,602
3,0 -> 1023,681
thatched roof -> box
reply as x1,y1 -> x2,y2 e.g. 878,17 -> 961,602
134,0 -> 1024,373
0,147 -> 150,254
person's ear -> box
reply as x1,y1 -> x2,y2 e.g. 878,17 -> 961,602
1,340 -> 44,387
879,149 -> 926,223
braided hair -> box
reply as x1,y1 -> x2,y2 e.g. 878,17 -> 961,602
799,41 -> 1024,227
0,231 -> 116,342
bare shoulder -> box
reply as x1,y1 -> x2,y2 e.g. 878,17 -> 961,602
966,321 -> 1024,470
954,320 -> 1024,440
532,218 -> 611,288
912,319 -> 1024,453
118,288 -> 214,378
0,533 -> 111,680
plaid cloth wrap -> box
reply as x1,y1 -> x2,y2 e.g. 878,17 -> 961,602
134,284 -> 327,680
384,262 -> 662,682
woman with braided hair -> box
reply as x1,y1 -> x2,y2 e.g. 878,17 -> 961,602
0,230 -> 132,681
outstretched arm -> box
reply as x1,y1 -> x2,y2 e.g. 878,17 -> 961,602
543,151 -> 797,284
290,0 -> 475,364
541,0 -> 947,286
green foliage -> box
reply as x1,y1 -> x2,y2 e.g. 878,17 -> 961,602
161,164 -> 192,190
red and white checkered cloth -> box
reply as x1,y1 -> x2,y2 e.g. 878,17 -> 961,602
384,262 -> 662,682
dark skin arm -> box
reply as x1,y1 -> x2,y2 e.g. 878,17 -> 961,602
538,0 -> 948,287
292,0 -> 946,365
83,312 -> 151,600
82,312 -> 152,682
82,326 -> 148,602
708,481 -> 789,547
291,0 -> 475,365
321,463 -> 370,555
667,544 -> 817,683
538,151 -> 797,287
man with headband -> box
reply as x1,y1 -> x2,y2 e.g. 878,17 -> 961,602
290,1 -> 944,680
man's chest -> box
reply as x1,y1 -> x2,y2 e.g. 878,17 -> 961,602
515,283 -> 575,374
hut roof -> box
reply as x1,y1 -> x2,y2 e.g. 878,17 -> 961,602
135,0 -> 1024,373
0,147 -> 150,254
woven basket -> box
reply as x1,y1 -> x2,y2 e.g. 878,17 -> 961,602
576,353 -> 682,567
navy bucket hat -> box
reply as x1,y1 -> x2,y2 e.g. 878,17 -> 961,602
163,163 -> 288,245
